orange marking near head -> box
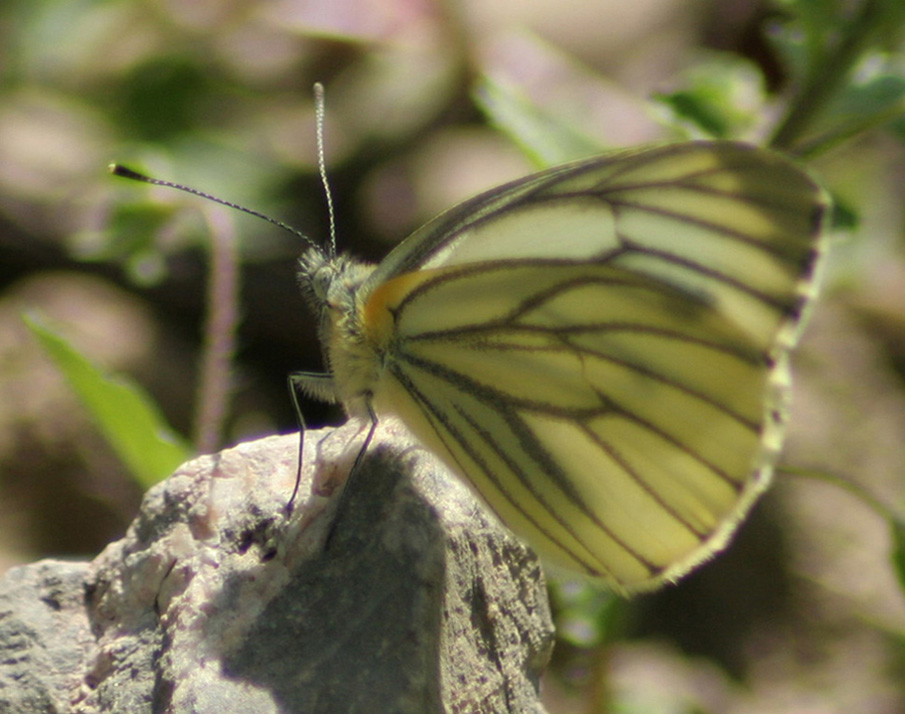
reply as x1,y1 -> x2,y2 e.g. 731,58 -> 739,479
362,268 -> 444,346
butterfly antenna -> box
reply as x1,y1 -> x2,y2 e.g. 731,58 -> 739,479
107,164 -> 321,252
313,82 -> 338,257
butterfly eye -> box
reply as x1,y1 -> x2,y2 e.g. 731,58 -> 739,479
313,270 -> 332,301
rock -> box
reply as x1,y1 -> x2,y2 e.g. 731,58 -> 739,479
0,421 -> 554,713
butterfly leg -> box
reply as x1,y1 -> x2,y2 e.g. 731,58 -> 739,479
286,369 -> 340,515
285,373 -> 311,515
323,398 -> 378,551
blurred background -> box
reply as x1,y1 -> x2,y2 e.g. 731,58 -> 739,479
2,0 -> 905,711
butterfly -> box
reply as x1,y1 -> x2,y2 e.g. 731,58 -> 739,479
288,139 -> 828,594
111,137 -> 826,592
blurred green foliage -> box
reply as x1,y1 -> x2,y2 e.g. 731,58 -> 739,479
24,314 -> 190,488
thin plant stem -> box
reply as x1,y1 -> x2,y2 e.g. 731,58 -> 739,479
193,205 -> 239,454
781,466 -> 897,523
770,0 -> 888,152
795,98 -> 905,158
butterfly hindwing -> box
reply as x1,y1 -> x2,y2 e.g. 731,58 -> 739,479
355,141 -> 826,591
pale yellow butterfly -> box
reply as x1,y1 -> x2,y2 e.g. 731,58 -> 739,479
289,139 -> 827,593
112,136 -> 827,594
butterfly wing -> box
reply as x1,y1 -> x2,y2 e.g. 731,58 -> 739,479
359,141 -> 827,591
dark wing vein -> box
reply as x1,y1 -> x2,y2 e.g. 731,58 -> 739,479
388,356 -> 661,577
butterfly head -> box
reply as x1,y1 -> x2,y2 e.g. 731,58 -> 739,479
298,247 -> 375,316
296,245 -> 383,412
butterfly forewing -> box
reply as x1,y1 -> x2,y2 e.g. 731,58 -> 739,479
350,141 -> 826,592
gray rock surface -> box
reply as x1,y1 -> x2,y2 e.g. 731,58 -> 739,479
0,421 -> 554,713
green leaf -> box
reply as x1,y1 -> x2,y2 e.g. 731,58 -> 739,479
827,190 -> 859,230
650,54 -> 766,139
473,75 -> 604,166
24,313 -> 191,489
890,517 -> 905,596
549,578 -> 623,648
826,68 -> 905,142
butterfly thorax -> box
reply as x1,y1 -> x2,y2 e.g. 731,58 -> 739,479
298,247 -> 381,416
